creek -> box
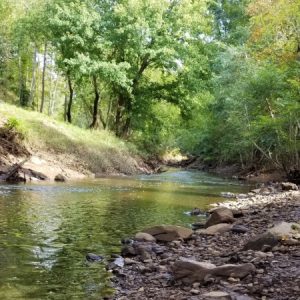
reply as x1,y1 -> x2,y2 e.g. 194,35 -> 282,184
0,170 -> 251,299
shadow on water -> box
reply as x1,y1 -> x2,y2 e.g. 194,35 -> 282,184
0,170 -> 251,299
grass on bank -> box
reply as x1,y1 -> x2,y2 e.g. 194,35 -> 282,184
0,102 -> 140,174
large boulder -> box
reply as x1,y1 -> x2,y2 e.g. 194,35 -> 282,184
142,225 -> 193,242
172,259 -> 255,284
268,222 -> 300,243
242,222 -> 300,251
205,207 -> 235,228
196,223 -> 233,235
242,232 -> 279,251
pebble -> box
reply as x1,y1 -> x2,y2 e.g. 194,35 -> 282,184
190,289 -> 200,295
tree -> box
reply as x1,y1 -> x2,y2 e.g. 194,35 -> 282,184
98,0 -> 211,136
247,0 -> 300,62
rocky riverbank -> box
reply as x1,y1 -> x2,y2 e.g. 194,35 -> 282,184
110,184 -> 300,300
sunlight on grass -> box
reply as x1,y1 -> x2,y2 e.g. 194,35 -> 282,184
0,103 -> 139,174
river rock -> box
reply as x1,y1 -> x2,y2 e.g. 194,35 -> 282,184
205,207 -> 235,228
196,223 -> 232,235
242,232 -> 279,251
54,173 -> 66,182
108,256 -> 125,270
142,225 -> 193,242
172,260 -> 216,283
190,207 -> 202,216
202,291 -> 232,300
231,224 -> 249,234
172,259 -> 255,284
86,253 -> 103,262
281,182 -> 298,191
212,263 -> 255,278
268,221 -> 300,241
121,241 -> 166,260
134,232 -> 156,242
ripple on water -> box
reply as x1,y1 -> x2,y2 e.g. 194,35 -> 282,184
0,171 -> 250,299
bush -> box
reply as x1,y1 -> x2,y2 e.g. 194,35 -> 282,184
4,117 -> 27,140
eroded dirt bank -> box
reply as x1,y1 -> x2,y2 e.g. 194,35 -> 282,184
0,122 -> 151,182
110,186 -> 300,300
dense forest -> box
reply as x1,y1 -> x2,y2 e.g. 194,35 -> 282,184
0,0 -> 299,172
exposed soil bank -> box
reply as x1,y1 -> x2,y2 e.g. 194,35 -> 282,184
111,188 -> 300,300
0,104 -> 152,182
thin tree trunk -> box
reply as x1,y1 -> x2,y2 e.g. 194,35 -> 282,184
18,55 -> 23,105
90,75 -> 100,128
49,76 -> 58,116
66,73 -> 73,123
122,115 -> 131,138
115,94 -> 125,136
64,93 -> 68,122
105,98 -> 113,130
40,41 -> 47,113
28,46 -> 37,107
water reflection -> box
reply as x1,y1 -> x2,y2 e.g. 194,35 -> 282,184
0,170 -> 250,299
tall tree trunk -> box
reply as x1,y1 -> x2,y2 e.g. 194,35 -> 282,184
115,94 -> 125,136
121,113 -> 131,138
18,55 -> 23,105
90,75 -> 100,128
64,92 -> 68,122
66,73 -> 73,123
105,98 -> 113,130
49,76 -> 58,116
40,42 -> 47,113
121,96 -> 132,138
28,46 -> 37,108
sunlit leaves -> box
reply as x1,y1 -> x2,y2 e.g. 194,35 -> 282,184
247,0 -> 300,62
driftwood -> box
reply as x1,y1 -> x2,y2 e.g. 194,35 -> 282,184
0,158 -> 29,181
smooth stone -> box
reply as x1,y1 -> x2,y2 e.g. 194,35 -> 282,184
54,173 -> 66,182
205,207 -> 235,228
86,253 -> 103,262
281,182 -> 298,191
134,232 -> 156,242
197,223 -> 233,235
108,256 -> 125,269
242,232 -> 279,251
172,259 -> 255,284
203,291 -> 232,300
268,221 -> 300,240
142,225 -> 193,242
231,225 -> 249,234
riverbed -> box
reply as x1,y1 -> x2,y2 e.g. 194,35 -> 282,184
0,170 -> 251,299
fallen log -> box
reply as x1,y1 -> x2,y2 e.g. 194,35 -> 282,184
0,158 -> 29,182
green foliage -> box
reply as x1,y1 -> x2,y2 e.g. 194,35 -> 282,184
4,116 -> 27,139
0,0 -> 298,172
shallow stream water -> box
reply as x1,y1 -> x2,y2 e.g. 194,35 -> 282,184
0,170 -> 251,299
